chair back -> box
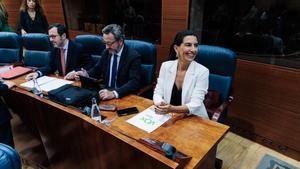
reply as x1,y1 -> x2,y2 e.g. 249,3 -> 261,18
0,143 -> 21,169
22,33 -> 52,68
195,45 -> 236,103
74,35 -> 105,63
0,32 -> 21,65
125,40 -> 156,87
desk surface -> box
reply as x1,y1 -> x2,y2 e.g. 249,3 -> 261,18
8,75 -> 229,169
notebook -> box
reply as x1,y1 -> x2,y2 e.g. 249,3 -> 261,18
0,66 -> 32,79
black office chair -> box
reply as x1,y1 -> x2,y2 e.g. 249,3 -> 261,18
0,143 -> 21,169
74,35 -> 106,64
22,33 -> 52,69
0,32 -> 21,66
125,39 -> 157,99
195,45 -> 236,123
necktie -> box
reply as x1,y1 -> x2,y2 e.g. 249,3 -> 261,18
110,54 -> 118,88
60,48 -> 66,76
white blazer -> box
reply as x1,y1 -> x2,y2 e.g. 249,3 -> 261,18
153,60 -> 209,118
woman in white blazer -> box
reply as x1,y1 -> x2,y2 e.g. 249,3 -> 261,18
153,30 -> 209,118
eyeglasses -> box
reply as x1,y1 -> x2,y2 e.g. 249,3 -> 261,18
103,40 -> 117,46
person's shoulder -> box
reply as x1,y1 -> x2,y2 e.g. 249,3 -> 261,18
123,44 -> 140,58
192,61 -> 209,73
69,40 -> 82,49
161,60 -> 176,68
19,10 -> 27,15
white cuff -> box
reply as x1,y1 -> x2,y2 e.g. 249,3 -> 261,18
37,71 -> 43,77
113,90 -> 119,98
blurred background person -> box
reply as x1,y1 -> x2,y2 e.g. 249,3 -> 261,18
0,0 -> 13,32
153,30 -> 209,118
18,0 -> 48,35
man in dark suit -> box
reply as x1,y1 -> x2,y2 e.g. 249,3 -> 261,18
25,23 -> 93,80
67,24 -> 141,100
0,80 -> 15,147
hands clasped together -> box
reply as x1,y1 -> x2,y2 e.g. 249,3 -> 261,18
154,102 -> 173,115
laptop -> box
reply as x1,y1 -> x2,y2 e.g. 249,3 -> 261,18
79,75 -> 105,91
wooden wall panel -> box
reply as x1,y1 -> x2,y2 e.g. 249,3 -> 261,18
163,0 -> 189,20
3,0 -> 22,32
159,0 -> 190,64
42,0 -> 65,25
228,59 -> 300,160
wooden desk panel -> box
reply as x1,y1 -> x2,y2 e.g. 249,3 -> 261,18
6,75 -> 229,169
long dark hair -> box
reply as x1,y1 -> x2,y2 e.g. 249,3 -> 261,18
20,0 -> 45,16
168,30 -> 199,60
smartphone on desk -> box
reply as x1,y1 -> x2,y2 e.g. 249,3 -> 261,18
117,107 -> 139,116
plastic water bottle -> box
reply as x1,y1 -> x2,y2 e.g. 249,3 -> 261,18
91,98 -> 101,122
32,78 -> 43,97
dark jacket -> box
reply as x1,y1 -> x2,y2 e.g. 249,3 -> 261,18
39,40 -> 93,76
17,10 -> 48,34
88,44 -> 141,98
0,83 -> 11,124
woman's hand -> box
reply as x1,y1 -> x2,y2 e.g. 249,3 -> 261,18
154,102 -> 173,114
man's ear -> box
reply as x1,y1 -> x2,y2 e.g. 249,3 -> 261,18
62,33 -> 66,40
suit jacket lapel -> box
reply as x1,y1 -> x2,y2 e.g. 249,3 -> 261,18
117,45 -> 127,78
182,61 -> 196,104
165,60 -> 178,103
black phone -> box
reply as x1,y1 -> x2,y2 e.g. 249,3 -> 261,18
117,107 -> 139,116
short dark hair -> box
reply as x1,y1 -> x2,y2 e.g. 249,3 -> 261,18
48,23 -> 68,37
169,30 -> 199,60
102,24 -> 124,40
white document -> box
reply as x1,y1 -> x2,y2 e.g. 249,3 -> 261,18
127,106 -> 172,133
20,76 -> 56,89
39,78 -> 73,92
20,76 -> 73,92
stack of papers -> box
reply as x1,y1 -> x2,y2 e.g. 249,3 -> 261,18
127,106 -> 171,133
20,76 -> 73,92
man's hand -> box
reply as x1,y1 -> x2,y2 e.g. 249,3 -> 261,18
74,68 -> 89,81
25,72 -> 38,81
3,81 -> 16,89
99,89 -> 115,100
64,70 -> 76,80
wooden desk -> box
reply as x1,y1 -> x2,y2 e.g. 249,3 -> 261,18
5,75 -> 229,169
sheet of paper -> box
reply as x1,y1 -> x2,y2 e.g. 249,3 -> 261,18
20,76 -> 57,89
39,78 -> 73,92
20,76 -> 73,92
127,106 -> 171,133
